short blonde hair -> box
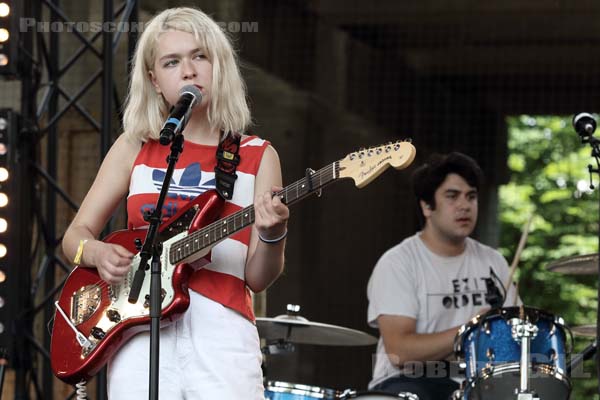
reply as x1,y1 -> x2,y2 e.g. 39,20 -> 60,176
123,7 -> 251,142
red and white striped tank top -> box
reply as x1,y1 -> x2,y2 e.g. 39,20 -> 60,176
127,135 -> 270,321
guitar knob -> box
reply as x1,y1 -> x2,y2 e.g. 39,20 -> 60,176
90,327 -> 106,340
134,238 -> 143,251
106,309 -> 121,323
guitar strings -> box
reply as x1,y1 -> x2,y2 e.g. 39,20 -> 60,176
171,162 -> 339,263
81,162 -> 343,297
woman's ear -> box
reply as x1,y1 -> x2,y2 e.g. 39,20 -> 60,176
149,70 -> 161,94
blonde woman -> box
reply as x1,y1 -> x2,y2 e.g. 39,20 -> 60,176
62,7 -> 288,399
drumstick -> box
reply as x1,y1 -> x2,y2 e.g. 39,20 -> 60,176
504,213 -> 533,302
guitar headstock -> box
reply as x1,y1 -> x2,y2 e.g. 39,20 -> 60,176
338,141 -> 416,188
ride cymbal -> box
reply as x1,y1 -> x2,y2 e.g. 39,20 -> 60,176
546,253 -> 599,275
571,325 -> 596,338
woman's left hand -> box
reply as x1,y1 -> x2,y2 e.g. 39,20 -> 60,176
254,185 -> 289,240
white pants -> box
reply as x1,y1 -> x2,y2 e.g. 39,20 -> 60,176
107,291 -> 265,400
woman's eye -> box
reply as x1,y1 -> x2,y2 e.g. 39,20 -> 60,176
163,59 -> 178,67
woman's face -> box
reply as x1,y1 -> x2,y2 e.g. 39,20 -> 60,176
150,30 -> 212,110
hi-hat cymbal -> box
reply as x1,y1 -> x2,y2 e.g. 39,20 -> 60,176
572,325 -> 596,338
256,314 -> 377,346
546,253 -> 599,275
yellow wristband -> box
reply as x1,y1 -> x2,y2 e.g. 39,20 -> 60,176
73,239 -> 89,265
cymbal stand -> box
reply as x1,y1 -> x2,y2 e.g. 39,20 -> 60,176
568,339 -> 597,375
262,340 -> 296,355
510,317 -> 540,400
574,112 -> 600,395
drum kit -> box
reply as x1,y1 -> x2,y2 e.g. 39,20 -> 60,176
450,252 -> 600,400
261,250 -> 600,400
258,305 -> 419,399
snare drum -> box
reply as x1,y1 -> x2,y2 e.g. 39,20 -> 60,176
264,381 -> 340,399
340,390 -> 419,399
455,307 -> 571,400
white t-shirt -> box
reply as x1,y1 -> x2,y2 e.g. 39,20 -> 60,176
367,233 -> 519,388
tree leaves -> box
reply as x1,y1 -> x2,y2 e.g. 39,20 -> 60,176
500,115 -> 598,396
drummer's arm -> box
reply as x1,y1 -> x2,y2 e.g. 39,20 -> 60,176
377,315 -> 458,367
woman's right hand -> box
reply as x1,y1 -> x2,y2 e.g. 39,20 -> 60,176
83,240 -> 135,284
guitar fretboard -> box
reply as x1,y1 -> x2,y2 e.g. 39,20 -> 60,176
169,161 -> 339,264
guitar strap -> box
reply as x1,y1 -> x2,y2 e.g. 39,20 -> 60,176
214,132 -> 241,200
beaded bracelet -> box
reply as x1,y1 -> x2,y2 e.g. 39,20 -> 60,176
258,229 -> 288,244
73,239 -> 89,265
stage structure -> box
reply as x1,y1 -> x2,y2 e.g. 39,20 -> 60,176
3,1 -> 139,399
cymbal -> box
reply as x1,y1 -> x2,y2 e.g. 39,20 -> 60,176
256,314 -> 377,346
572,325 -> 596,338
546,253 -> 599,275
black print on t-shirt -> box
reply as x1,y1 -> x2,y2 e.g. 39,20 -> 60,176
440,277 -> 490,309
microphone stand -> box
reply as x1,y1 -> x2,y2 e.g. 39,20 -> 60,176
127,134 -> 185,400
577,130 -> 600,396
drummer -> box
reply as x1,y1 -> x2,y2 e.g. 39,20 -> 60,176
366,152 -> 519,400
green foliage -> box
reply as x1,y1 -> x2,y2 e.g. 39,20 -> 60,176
500,115 -> 599,397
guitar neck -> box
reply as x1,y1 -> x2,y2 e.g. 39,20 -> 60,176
169,161 -> 340,264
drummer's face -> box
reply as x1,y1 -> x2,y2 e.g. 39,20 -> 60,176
423,173 -> 478,243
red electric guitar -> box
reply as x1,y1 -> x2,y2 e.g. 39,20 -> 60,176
50,141 -> 416,383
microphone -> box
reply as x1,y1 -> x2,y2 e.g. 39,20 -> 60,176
159,85 -> 203,145
485,268 -> 505,310
573,112 -> 597,138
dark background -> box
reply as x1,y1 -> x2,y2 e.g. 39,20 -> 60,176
2,0 -> 600,397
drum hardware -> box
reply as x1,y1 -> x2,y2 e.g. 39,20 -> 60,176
567,339 -> 597,375
339,389 -> 420,399
483,322 -> 490,335
509,317 -> 540,400
262,339 -> 296,355
454,306 -> 571,400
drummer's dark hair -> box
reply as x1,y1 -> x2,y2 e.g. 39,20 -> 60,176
412,152 -> 483,222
